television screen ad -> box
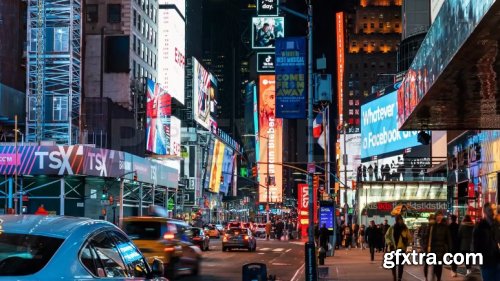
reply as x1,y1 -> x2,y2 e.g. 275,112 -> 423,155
208,139 -> 225,193
361,90 -> 420,159
170,116 -> 181,157
252,17 -> 284,49
193,58 -> 218,130
257,0 -> 278,16
146,79 -> 172,155
158,4 -> 185,104
258,75 -> 283,203
220,145 -> 234,195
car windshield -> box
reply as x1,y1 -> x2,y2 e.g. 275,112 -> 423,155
123,221 -> 162,240
192,228 -> 202,236
0,233 -> 64,276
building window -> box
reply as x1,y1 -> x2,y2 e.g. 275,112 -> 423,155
355,109 -> 360,115
107,4 -> 121,23
352,41 -> 357,47
133,35 -> 136,51
53,27 -> 69,52
371,41 -> 375,47
86,4 -> 98,23
379,22 -> 383,28
53,96 -> 68,121
355,99 -> 360,106
349,99 -> 354,106
386,22 -> 391,28
28,97 -> 37,121
363,23 -> 368,29
379,14 -> 384,19
349,109 -> 354,116
138,14 -> 141,30
133,10 -> 137,27
370,23 -> 374,28
395,23 -> 400,28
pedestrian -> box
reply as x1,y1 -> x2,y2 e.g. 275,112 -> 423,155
358,224 -> 366,250
276,220 -> 284,240
265,221 -> 272,240
376,224 -> 385,252
428,210 -> 452,281
314,223 -> 320,246
353,223 -> 359,248
362,165 -> 367,181
473,202 -> 500,281
448,214 -> 460,277
288,221 -> 295,240
368,165 -> 374,181
34,204 -> 49,215
365,221 -> 377,261
458,215 -> 474,276
319,223 -> 329,251
382,219 -> 390,251
385,215 -> 412,281
374,163 -> 379,180
419,214 -> 436,281
344,224 -> 352,250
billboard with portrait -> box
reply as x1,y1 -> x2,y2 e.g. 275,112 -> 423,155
258,75 -> 283,203
192,58 -> 218,130
146,79 -> 171,155
158,1 -> 185,104
252,17 -> 284,49
361,89 -> 420,159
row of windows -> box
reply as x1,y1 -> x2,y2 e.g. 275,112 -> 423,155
133,9 -> 157,47
362,22 -> 399,29
132,60 -> 153,81
132,35 -> 156,69
28,96 -> 68,122
134,0 -> 157,23
86,4 -> 121,24
351,41 -> 397,48
362,13 -> 399,20
348,62 -> 392,69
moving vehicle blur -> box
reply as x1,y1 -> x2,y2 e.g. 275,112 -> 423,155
222,228 -> 257,252
122,217 -> 201,280
203,224 -> 220,238
190,227 -> 210,251
254,223 -> 267,238
0,215 -> 166,280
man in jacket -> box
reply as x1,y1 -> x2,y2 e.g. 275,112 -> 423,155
429,211 -> 452,281
473,202 -> 500,281
365,220 -> 377,261
419,214 -> 435,281
448,214 -> 460,277
385,215 -> 412,281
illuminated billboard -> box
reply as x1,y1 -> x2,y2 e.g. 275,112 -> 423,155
170,116 -> 181,157
258,75 -> 283,203
220,145 -> 234,195
146,79 -> 171,155
192,58 -> 218,130
336,12 -> 345,125
361,89 -> 421,159
252,17 -> 284,49
257,0 -> 278,16
158,1 -> 185,104
208,139 -> 225,193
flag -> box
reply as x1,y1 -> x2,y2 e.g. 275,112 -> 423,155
313,112 -> 323,138
318,130 -> 325,150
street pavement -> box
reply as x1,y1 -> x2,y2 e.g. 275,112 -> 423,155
180,238 -> 306,281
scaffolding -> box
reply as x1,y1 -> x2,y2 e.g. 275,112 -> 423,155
27,0 -> 81,144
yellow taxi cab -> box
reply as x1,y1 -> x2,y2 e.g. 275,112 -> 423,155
203,224 -> 220,238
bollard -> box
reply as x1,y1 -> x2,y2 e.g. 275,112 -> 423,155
318,246 -> 326,265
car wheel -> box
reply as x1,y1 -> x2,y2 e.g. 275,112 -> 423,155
165,261 -> 177,280
222,246 -> 227,252
248,246 -> 252,252
192,259 -> 201,276
205,243 -> 210,251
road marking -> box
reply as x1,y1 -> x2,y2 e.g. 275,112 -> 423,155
272,262 -> 291,266
258,253 -> 265,255
272,248 -> 285,252
291,263 -> 305,281
286,249 -> 292,253
259,248 -> 271,251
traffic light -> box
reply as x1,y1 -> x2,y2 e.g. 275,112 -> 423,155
240,167 -> 248,177
252,166 -> 257,178
220,175 -> 224,182
313,175 -> 319,190
133,173 -> 138,181
101,189 -> 108,201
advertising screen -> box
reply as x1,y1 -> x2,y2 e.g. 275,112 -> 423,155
170,116 -> 181,157
208,139 -> 225,193
220,145 -> 234,195
257,53 -> 275,73
336,12 -> 345,124
361,90 -> 420,159
257,0 -> 278,16
258,75 -> 283,203
319,206 -> 334,231
252,17 -> 284,49
158,2 -> 185,104
297,183 -> 318,237
193,58 -> 218,130
146,79 -> 171,155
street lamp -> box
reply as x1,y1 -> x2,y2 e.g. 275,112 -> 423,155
242,133 -> 271,224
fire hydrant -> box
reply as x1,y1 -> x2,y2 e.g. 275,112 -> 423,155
318,246 -> 326,265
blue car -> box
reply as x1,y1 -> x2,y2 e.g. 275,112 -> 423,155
0,215 -> 166,280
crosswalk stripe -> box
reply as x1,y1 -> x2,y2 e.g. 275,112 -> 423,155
259,248 -> 271,251
272,248 -> 285,252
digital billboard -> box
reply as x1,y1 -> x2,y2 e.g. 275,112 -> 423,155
336,12 -> 345,124
275,37 -> 306,119
170,116 -> 181,157
158,1 -> 185,104
361,90 -> 420,159
297,183 -> 318,237
257,0 -> 278,16
257,53 -> 275,73
208,139 -> 225,193
258,75 -> 283,203
202,137 -> 215,191
192,58 -> 218,130
146,79 -> 171,155
220,145 -> 234,195
252,17 -> 284,49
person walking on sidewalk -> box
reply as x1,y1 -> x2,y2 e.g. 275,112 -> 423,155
428,210 -> 452,281
353,223 -> 360,248
448,214 -> 460,277
265,221 -> 272,241
382,219 -> 390,251
419,214 -> 436,281
458,215 -> 474,276
365,220 -> 377,261
344,224 -> 352,250
358,224 -> 366,250
473,202 -> 500,281
319,223 -> 329,251
385,215 -> 412,281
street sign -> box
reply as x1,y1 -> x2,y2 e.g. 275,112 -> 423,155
307,163 -> 315,174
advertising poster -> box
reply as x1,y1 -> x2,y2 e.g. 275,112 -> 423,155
170,116 -> 181,157
297,183 -> 318,238
158,1 -> 185,104
202,137 -> 215,191
257,0 -> 278,16
146,79 -> 171,155
192,58 -> 218,130
275,37 -> 306,119
220,145 -> 234,195
252,17 -> 284,49
257,53 -> 275,73
319,206 -> 334,231
336,12 -> 345,124
361,89 -> 420,159
209,139 -> 225,193
258,75 -> 283,203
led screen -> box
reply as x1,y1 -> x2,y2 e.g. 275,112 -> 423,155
146,79 -> 171,155
158,4 -> 185,104
252,17 -> 284,49
258,75 -> 282,203
361,90 -> 420,159
208,139 -> 225,193
192,58 -> 218,130
170,116 -> 181,157
220,145 -> 234,195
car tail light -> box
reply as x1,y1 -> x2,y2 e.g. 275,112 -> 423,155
223,235 -> 228,242
163,233 -> 175,240
244,235 -> 249,240
164,247 -> 175,252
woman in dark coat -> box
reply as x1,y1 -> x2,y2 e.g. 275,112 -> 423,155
458,215 -> 474,275
429,211 -> 452,281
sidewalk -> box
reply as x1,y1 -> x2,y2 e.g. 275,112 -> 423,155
318,247 -> 482,281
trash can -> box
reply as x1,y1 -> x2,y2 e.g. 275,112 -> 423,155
242,263 -> 268,281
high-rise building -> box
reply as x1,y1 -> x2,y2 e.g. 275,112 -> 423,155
26,0 -> 82,144
342,0 -> 402,134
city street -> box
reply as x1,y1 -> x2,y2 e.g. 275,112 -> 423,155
182,238 -> 305,281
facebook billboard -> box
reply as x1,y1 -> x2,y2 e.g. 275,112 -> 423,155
361,90 -> 420,159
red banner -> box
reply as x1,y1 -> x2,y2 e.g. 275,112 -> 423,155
297,183 -> 318,238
